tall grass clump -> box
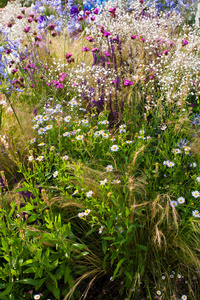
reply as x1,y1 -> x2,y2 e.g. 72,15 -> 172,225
0,0 -> 199,299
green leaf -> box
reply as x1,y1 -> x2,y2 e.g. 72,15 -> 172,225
125,271 -> 132,281
0,283 -> 13,298
113,258 -> 126,278
21,259 -> 34,266
85,227 -> 96,236
52,285 -> 60,299
17,278 -> 40,285
137,244 -> 147,251
20,204 -> 36,212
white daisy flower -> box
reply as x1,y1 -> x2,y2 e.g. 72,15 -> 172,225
172,149 -> 181,154
106,165 -> 113,172
192,191 -> 200,198
45,124 -> 53,130
78,212 -> 85,218
160,125 -> 167,130
38,128 -> 46,135
50,146 -> 55,151
72,190 -> 78,195
82,119 -> 89,125
177,197 -> 185,204
126,140 -> 133,144
100,178 -> 107,185
63,132 -> 71,137
156,290 -> 161,296
28,156 -> 34,161
62,155 -> 69,161
53,171 -> 58,178
32,124 -> 39,129
170,201 -> 178,207
64,115 -> 72,122
102,120 -> 109,125
38,142 -> 45,146
76,135 -> 84,141
84,209 -> 91,216
30,138 -> 36,144
181,296 -> 187,300
177,274 -> 181,278
111,179 -> 121,184
43,115 -> 49,121
190,162 -> 197,168
167,161 -> 175,167
36,156 -> 44,161
98,226 -> 104,234
192,210 -> 200,217
102,132 -> 109,138
162,276 -> 165,280
163,160 -> 169,165
196,177 -> 200,182
110,145 -> 119,152
34,295 -> 40,300
86,191 -> 93,197
139,129 -> 145,135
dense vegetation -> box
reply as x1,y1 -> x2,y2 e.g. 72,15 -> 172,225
0,0 -> 199,299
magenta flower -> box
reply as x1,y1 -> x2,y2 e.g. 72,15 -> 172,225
16,15 -> 23,19
124,79 -> 133,86
163,49 -> 169,55
7,22 -> 13,28
78,16 -> 84,21
24,26 -> 30,33
82,47 -> 90,52
104,51 -> 111,56
92,48 -> 98,52
182,39 -> 188,46
99,26 -> 105,33
104,31 -> 111,37
90,16 -> 95,21
85,10 -> 91,16
65,53 -> 72,59
51,31 -> 57,37
93,8 -> 99,14
21,8 -> 25,14
131,35 -> 136,39
28,17 -> 33,23
48,23 -> 55,30
29,12 -> 35,18
35,36 -> 42,42
86,36 -> 94,42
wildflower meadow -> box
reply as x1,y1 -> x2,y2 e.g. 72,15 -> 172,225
0,0 -> 200,299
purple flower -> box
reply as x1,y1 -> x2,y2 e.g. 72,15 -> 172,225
124,79 -> 133,86
82,47 -> 90,52
29,12 -> 35,18
90,16 -> 95,21
51,31 -> 57,37
131,35 -> 136,39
